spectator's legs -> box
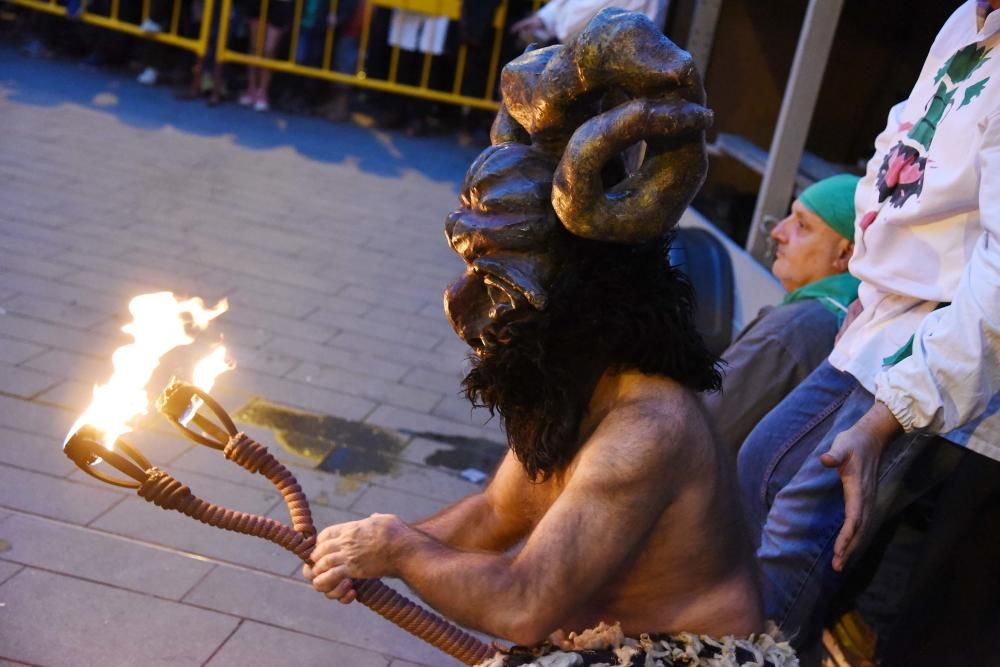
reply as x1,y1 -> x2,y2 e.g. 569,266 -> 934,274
209,60 -> 224,104
255,24 -> 284,107
740,365 -> 939,650
243,17 -> 261,103
738,360 -> 857,538
325,34 -> 360,121
185,0 -> 223,104
880,446 -> 1000,666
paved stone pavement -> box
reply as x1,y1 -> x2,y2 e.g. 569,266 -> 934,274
0,45 -> 508,666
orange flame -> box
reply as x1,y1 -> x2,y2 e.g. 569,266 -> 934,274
193,345 -> 236,392
69,292 -> 228,450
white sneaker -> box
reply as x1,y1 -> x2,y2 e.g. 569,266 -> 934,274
254,98 -> 270,112
137,67 -> 157,85
139,18 -> 163,33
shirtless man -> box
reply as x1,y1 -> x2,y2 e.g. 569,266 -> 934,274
304,10 -> 776,661
306,369 -> 760,644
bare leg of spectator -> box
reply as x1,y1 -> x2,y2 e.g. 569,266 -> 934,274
242,18 -> 261,105
209,62 -> 223,105
254,25 -> 284,111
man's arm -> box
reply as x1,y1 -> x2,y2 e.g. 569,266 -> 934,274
873,110 -> 1000,433
306,400 -> 682,645
413,451 -> 536,552
820,401 -> 902,571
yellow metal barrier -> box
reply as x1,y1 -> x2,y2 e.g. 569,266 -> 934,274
216,0 -> 546,110
11,0 -> 546,111
10,0 -> 216,55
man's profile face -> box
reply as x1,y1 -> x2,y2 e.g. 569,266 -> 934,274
770,200 -> 851,292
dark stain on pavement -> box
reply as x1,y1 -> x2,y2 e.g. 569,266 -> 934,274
400,430 -> 507,472
234,398 -> 405,476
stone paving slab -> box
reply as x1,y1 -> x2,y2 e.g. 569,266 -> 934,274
0,512 -> 215,600
204,620 -> 390,667
350,484 -> 452,524
90,473 -> 294,575
0,393 -> 77,442
367,461 -> 482,504
211,367 -> 378,422
183,566 -> 454,666
0,463 -> 124,525
0,361 -> 61,399
0,561 -> 22,586
0,568 -> 240,667
92,498 -> 297,577
0,425 -> 80,477
0,336 -> 45,365
288,362 -> 445,413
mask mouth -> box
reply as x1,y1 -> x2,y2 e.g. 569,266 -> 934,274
472,254 -> 549,312
444,260 -> 545,351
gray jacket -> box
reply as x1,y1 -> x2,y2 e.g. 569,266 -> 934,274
700,299 -> 838,455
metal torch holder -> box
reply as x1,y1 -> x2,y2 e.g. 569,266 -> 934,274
64,380 -> 493,666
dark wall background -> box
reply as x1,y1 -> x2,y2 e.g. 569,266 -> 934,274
667,0 -> 960,243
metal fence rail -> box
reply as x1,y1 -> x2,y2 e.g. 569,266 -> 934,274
10,0 -> 217,55
216,0 -> 539,110
10,0 -> 544,110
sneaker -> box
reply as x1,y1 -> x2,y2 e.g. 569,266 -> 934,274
253,97 -> 270,112
137,67 -> 158,85
139,18 -> 163,33
238,91 -> 255,106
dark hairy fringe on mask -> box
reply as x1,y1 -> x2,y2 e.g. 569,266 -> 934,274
462,235 -> 721,481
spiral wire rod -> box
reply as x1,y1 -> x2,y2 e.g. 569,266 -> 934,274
136,430 -> 493,665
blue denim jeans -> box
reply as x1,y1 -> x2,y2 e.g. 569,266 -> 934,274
737,360 -> 940,649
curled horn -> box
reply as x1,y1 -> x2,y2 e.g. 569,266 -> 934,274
553,98 -> 711,242
498,8 -> 712,243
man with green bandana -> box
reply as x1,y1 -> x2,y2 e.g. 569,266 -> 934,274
701,174 -> 860,454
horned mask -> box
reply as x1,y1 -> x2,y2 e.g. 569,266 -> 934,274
444,8 -> 712,350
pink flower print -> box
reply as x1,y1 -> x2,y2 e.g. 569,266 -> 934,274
875,142 -> 926,207
860,211 -> 878,232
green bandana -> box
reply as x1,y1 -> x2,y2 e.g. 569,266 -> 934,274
798,174 -> 861,241
782,272 -> 860,324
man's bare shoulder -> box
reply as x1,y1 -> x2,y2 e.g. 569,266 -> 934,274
611,371 -> 708,437
578,371 -> 712,481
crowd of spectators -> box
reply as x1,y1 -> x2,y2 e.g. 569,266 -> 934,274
5,0 -> 667,141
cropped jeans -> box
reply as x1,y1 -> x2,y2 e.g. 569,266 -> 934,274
737,360 -> 952,649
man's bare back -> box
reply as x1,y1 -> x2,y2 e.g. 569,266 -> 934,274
548,371 -> 764,638
304,369 -> 763,645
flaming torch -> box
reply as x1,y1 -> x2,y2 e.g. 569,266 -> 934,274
62,292 -> 492,666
